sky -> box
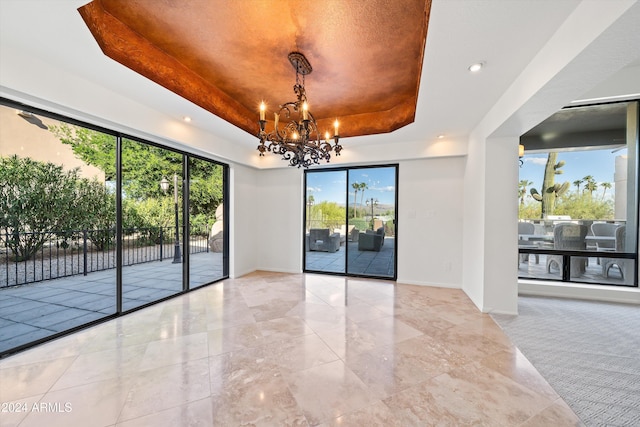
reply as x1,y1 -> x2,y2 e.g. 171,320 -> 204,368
306,166 -> 396,206
520,148 -> 627,200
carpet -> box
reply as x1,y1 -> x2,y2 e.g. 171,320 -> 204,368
491,296 -> 640,427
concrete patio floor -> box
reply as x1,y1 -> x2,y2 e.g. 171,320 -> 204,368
0,252 -> 223,354
305,237 -> 396,277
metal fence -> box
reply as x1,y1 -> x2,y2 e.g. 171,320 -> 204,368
1,226 -> 210,288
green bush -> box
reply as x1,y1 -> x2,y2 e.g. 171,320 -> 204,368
190,213 -> 214,236
73,179 -> 116,250
0,155 -> 81,261
348,218 -> 367,231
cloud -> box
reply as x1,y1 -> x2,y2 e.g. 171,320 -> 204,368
306,186 -> 322,192
525,157 -> 548,166
370,185 -> 395,192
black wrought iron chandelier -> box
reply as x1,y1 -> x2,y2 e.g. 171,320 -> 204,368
257,52 -> 342,168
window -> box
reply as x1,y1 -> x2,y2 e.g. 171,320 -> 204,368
518,101 -> 638,286
0,98 -> 228,356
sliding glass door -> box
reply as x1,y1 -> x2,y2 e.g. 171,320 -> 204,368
304,165 -> 397,279
304,170 -> 346,273
0,97 -> 229,356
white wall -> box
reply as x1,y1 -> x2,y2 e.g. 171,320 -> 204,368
397,157 -> 464,287
253,168 -> 304,274
462,133 -> 487,310
229,163 -> 259,278
242,156 -> 466,289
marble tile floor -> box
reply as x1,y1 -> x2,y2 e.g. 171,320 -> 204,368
0,271 -> 582,426
0,252 -> 223,354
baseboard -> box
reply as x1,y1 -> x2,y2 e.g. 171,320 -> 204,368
519,280 -> 640,304
255,267 -> 302,275
483,308 -> 518,316
229,267 -> 255,279
396,279 -> 461,289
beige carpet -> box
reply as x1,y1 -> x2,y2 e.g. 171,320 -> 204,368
492,296 -> 640,427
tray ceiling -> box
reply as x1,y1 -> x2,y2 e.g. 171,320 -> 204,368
78,0 -> 432,138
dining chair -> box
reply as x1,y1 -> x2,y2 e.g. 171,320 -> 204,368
546,223 -> 588,277
518,222 -> 538,264
601,225 -> 632,280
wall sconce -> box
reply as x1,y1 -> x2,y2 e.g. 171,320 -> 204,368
519,144 -> 525,167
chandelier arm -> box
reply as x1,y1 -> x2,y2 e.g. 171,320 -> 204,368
255,51 -> 342,168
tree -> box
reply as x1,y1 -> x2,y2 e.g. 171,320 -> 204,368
518,180 -> 533,207
584,176 -> 598,198
313,201 -> 346,230
49,123 -> 223,223
0,155 -> 80,260
529,152 -> 570,218
554,192 -> 613,219
572,179 -> 583,193
358,182 -> 368,218
351,182 -> 360,218
600,182 -> 612,200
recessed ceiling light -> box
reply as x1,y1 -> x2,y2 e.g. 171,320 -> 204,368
468,62 -> 484,73
183,116 -> 192,122
437,134 -> 445,139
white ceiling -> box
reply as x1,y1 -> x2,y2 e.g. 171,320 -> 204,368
1,0 -> 639,166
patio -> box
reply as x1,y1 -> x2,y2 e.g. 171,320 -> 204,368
305,237 -> 395,277
0,252 -> 223,354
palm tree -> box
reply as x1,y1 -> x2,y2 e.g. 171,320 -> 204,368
358,182 -> 368,217
351,182 -> 359,218
600,182 -> 612,200
518,180 -> 533,207
581,175 -> 594,193
585,179 -> 598,197
572,179 -> 583,193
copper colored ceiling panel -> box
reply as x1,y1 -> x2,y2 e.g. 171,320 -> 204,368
78,0 -> 431,138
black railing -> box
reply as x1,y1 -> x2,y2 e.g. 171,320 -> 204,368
1,226 -> 210,287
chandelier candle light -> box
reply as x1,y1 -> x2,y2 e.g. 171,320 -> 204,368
257,52 -> 342,168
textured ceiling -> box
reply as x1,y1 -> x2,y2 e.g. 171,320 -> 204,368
78,0 -> 431,138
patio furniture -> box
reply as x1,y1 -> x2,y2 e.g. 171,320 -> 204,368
308,228 -> 340,252
333,225 -> 354,245
546,223 -> 588,277
601,226 -> 632,280
358,227 -> 385,251
518,222 -> 539,264
349,226 -> 360,242
591,223 -> 618,251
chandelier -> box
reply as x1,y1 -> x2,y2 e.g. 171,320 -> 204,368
257,52 -> 342,168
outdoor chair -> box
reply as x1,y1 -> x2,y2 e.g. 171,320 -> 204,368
518,222 -> 539,264
349,227 -> 360,242
601,226 -> 632,280
591,222 -> 618,251
546,223 -> 588,277
308,228 -> 340,252
358,231 -> 383,251
367,227 -> 385,244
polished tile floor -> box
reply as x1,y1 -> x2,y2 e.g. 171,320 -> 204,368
0,252 -> 224,353
0,272 -> 582,426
